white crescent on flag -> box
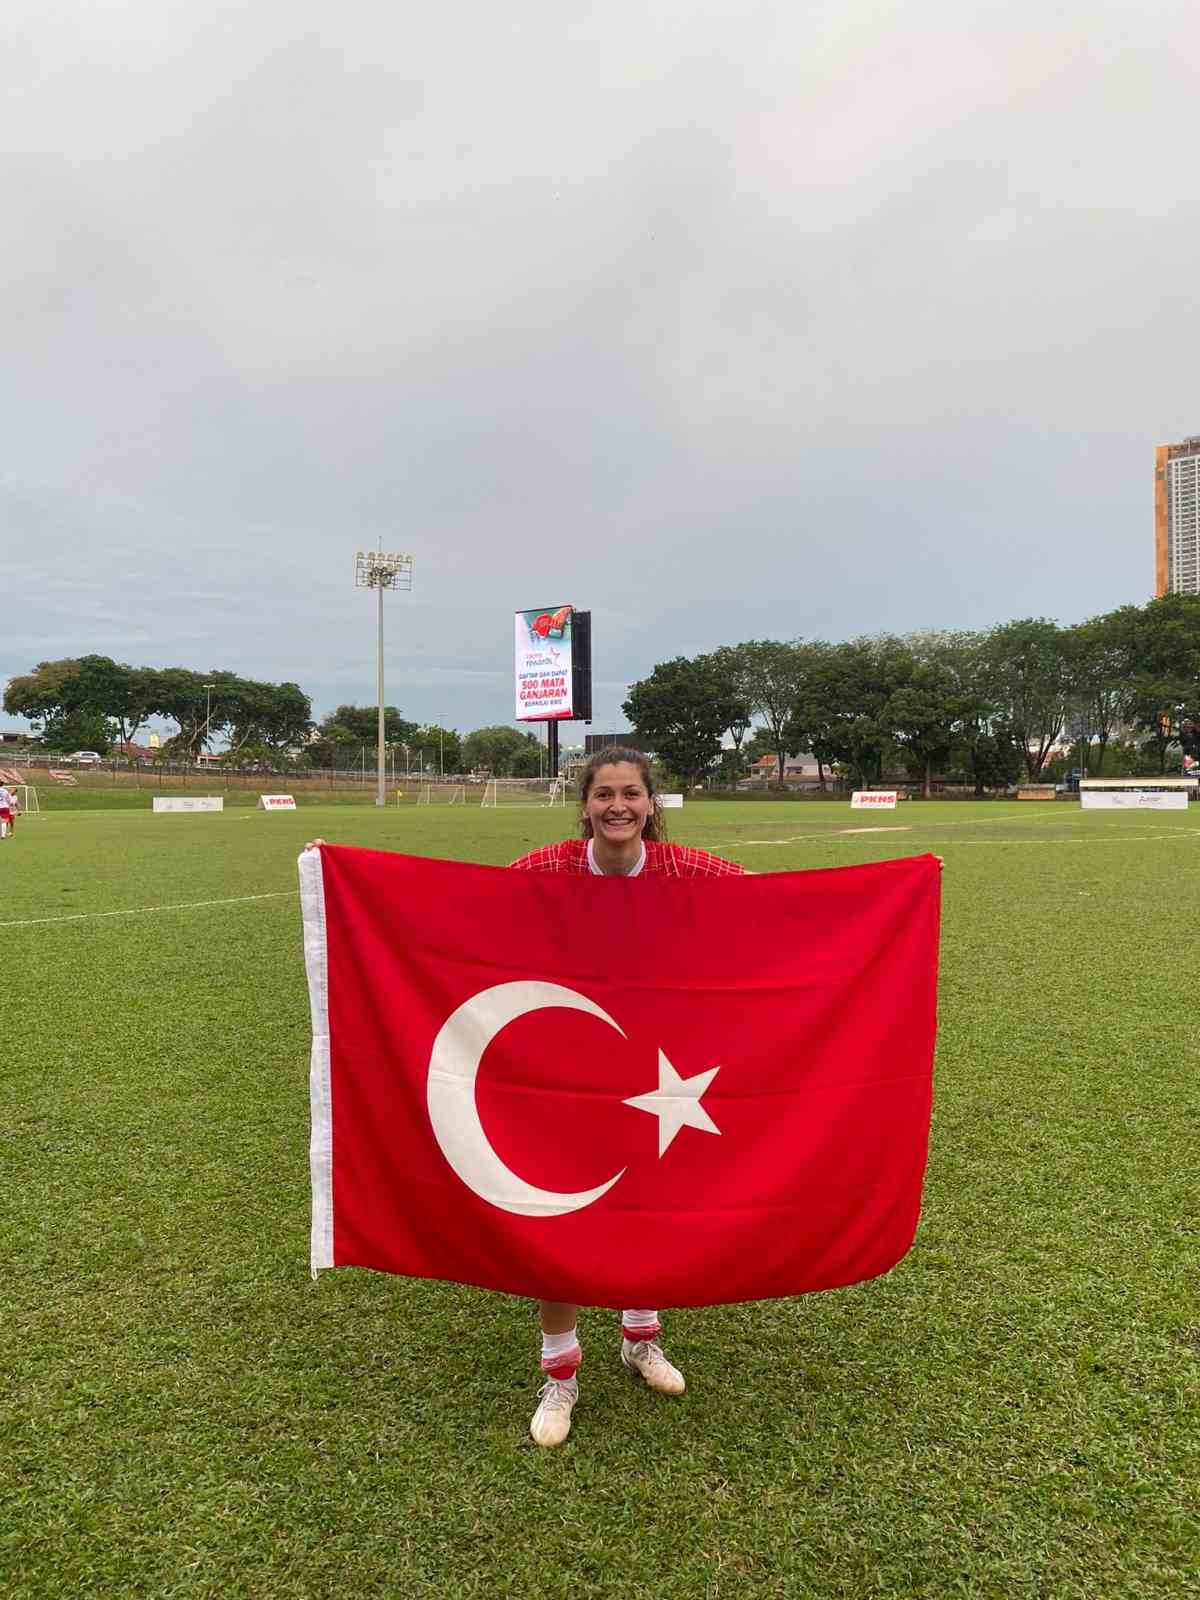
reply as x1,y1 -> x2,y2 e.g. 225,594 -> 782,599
426,980 -> 724,1216
426,981 -> 629,1217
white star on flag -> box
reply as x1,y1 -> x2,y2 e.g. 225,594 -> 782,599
623,1050 -> 722,1157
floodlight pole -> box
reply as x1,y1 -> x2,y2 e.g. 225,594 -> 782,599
355,550 -> 414,807
376,580 -> 385,803
203,682 -> 214,755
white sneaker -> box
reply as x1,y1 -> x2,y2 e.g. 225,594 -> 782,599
621,1339 -> 686,1395
530,1376 -> 578,1447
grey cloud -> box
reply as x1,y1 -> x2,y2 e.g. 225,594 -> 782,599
3,0 -> 1199,734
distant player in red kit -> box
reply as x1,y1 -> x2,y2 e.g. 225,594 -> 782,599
0,782 -> 17,839
509,747 -> 746,1447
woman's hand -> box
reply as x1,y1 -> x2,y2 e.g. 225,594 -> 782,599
303,837 -> 327,852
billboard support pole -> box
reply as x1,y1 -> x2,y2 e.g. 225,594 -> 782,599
547,720 -> 559,780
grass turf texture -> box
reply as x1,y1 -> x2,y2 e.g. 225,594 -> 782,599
1,802 -> 1197,1599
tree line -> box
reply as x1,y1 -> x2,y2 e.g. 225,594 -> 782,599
1,656 -> 549,777
622,595 -> 1200,794
9,595 -> 1200,790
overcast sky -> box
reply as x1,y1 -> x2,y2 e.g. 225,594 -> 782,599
3,0 -> 1199,741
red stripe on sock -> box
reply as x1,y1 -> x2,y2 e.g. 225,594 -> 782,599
540,1347 -> 582,1379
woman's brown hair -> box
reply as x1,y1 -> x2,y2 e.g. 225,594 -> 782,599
577,746 -> 667,842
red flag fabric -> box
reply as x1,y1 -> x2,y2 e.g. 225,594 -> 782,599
299,846 -> 940,1309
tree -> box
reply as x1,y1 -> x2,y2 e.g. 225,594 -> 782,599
957,729 -> 1024,792
702,645 -> 755,775
317,705 -> 419,746
890,628 -> 1011,795
1124,594 -> 1200,771
3,655 -> 151,746
40,709 -> 118,754
882,659 -> 979,797
981,619 -> 1070,780
805,637 -> 915,786
1064,609 -> 1139,773
735,640 -> 809,788
148,667 -> 218,756
779,640 -> 841,790
220,740 -> 287,771
508,740 -> 544,778
624,657 -> 742,789
416,724 -> 464,775
461,726 -> 537,777
3,658 -> 83,728
224,675 -> 310,748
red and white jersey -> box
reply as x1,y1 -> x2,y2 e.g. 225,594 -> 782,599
509,837 -> 745,879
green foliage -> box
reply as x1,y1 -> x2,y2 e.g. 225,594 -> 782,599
813,636 -> 916,785
624,656 -> 743,788
508,741 -> 543,778
416,723 -> 464,775
981,617 -> 1071,780
734,639 -> 815,787
460,724 -> 538,776
3,657 -> 313,757
37,708 -> 118,754
317,704 -> 419,747
701,644 -> 755,756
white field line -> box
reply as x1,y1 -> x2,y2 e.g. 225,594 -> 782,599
0,890 -> 297,929
953,832 -> 1200,845
706,810 -> 1076,849
715,829 -> 1200,852
704,808 -> 1068,833
840,826 -> 911,835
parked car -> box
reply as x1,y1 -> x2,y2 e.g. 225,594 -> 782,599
65,751 -> 103,765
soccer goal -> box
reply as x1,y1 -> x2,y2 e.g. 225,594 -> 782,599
417,782 -> 465,805
480,778 -> 568,808
17,786 -> 40,815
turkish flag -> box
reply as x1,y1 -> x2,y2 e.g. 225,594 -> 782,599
299,847 -> 940,1308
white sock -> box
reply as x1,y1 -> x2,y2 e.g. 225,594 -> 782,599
541,1327 -> 580,1371
621,1310 -> 660,1343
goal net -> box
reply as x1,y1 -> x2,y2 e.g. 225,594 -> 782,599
416,783 -> 465,805
17,785 -> 40,815
480,778 -> 569,808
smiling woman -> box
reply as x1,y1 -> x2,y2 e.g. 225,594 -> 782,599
507,745 -> 747,1447
508,747 -> 747,883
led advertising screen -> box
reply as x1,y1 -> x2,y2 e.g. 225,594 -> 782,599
515,605 -> 575,720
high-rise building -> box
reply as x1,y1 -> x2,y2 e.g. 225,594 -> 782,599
1155,437 -> 1200,596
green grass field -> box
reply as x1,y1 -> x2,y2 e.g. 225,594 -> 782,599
2,800 -> 1197,1598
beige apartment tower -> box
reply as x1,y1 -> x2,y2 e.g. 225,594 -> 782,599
1155,437 -> 1200,596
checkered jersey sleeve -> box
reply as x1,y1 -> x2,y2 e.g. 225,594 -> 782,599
657,843 -> 746,878
508,841 -> 588,873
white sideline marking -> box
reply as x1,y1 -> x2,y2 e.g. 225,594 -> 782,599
713,826 -> 1200,852
955,832 -> 1200,845
0,890 -> 297,929
723,825 -> 912,847
841,826 -> 911,835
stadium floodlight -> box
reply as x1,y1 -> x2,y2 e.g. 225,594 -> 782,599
354,550 -> 414,807
202,683 -> 215,755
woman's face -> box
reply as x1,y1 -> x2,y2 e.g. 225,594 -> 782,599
585,762 -> 652,846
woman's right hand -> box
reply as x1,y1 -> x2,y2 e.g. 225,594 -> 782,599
303,837 -> 327,851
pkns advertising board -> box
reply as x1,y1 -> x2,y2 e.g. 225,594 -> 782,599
514,606 -> 592,722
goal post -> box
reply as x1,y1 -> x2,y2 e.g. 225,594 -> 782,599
480,777 -> 570,808
417,781 -> 465,805
16,785 -> 40,815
